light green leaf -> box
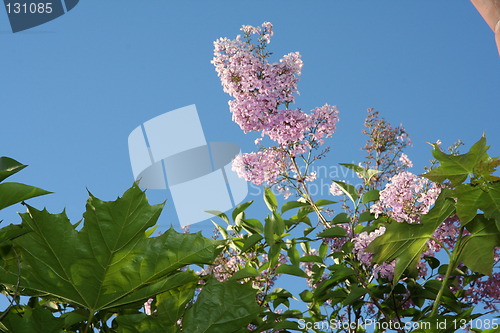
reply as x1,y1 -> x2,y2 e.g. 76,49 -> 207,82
339,163 -> 381,183
264,187 -> 278,212
332,181 -> 359,203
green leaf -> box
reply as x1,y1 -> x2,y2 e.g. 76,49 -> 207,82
331,212 -> 350,224
422,135 -> 494,186
212,221 -> 228,240
264,215 -> 275,247
368,192 -> 455,283
0,182 -> 51,210
299,255 -> 323,264
0,224 -> 30,244
264,187 -> 278,212
182,280 -> 260,333
275,264 -> 308,278
315,199 -> 336,207
343,286 -> 367,305
156,282 -> 197,326
232,201 -> 253,221
241,233 -> 263,252
1,306 -> 65,333
281,200 -> 309,214
1,185 -> 221,313
228,265 -> 259,281
115,314 -> 172,333
0,157 -> 27,182
241,218 -> 264,234
332,181 -> 358,203
317,226 -> 347,238
358,211 -> 375,223
299,290 -> 313,302
362,189 -> 380,204
453,183 -> 500,230
206,210 -> 230,224
339,163 -> 381,183
457,215 -> 500,275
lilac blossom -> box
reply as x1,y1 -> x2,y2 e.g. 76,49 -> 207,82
370,171 -> 441,224
213,22 -> 339,190
352,226 -> 396,280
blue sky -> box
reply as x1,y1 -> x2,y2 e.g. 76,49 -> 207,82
1,0 -> 498,233
1,0 -> 499,328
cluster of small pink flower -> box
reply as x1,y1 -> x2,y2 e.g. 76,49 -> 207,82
232,150 -> 289,186
352,226 -> 396,280
356,168 -> 461,279
370,171 -> 441,224
213,22 -> 339,189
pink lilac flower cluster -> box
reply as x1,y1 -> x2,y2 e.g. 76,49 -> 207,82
370,171 -> 441,224
356,170 -> 460,280
213,22 -> 339,188
200,248 -> 287,291
352,226 -> 396,280
232,150 -> 289,185
465,273 -> 500,311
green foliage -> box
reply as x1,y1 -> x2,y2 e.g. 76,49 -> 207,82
423,135 -> 498,186
1,306 -> 65,333
458,215 -> 500,276
0,156 -> 51,212
368,192 -> 456,283
1,185 -> 221,313
116,280 -> 260,333
182,280 -> 260,332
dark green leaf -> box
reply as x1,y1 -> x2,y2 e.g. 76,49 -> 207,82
317,226 -> 347,238
281,200 -> 309,214
241,233 -> 263,252
183,280 -> 260,333
1,306 -> 65,333
362,189 -> 380,204
315,199 -> 336,206
422,135 -> 493,186
232,201 -> 253,221
457,215 -> 500,275
275,264 -> 308,278
1,185 -> 221,312
0,157 -> 27,182
0,182 -> 51,210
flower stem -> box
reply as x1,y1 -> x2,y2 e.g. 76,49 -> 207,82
430,226 -> 464,317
